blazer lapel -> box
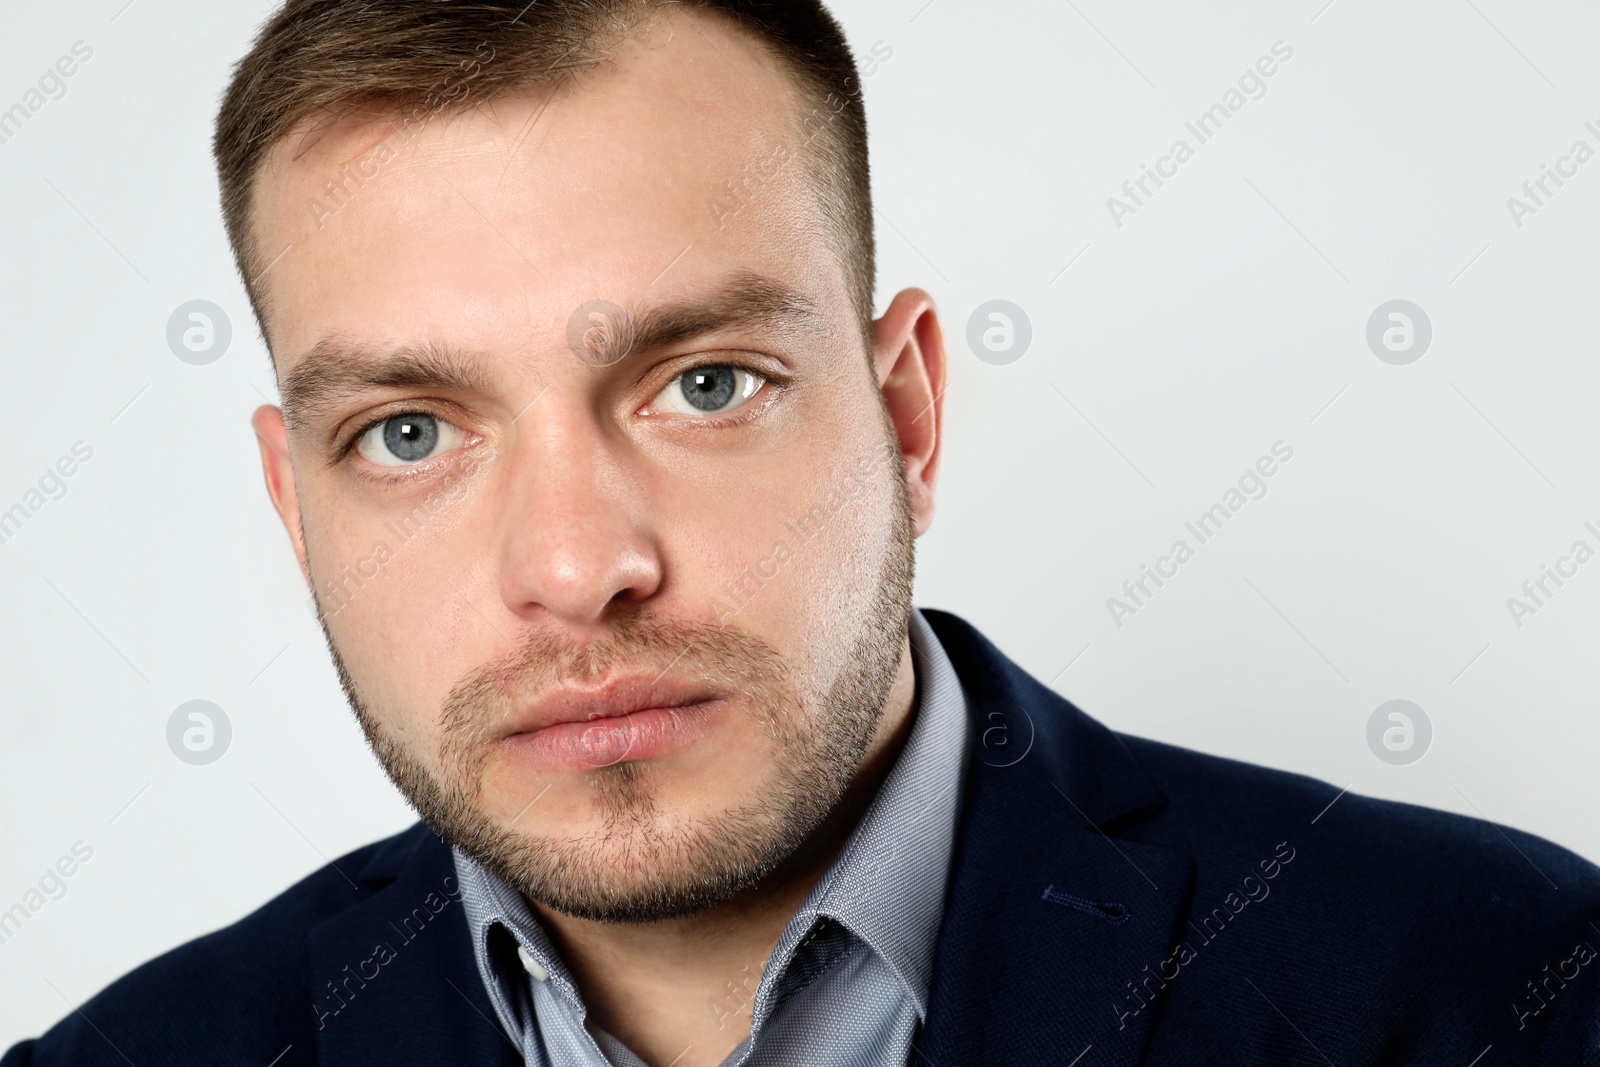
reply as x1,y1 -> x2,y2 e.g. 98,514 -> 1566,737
917,611 -> 1196,1066
308,825 -> 522,1067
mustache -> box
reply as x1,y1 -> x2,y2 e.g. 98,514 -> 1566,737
437,611 -> 789,753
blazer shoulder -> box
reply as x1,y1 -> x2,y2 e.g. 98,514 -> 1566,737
1121,731 -> 1600,932
4,822 -> 435,1067
926,608 -> 1600,913
1108,735 -> 1600,1054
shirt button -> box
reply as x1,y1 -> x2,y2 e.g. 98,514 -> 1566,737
516,943 -> 551,982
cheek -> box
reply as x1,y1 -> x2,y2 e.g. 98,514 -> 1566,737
300,479 -> 493,738
790,465 -> 898,653
681,437 -> 896,681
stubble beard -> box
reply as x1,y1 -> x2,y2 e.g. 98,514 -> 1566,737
314,462 -> 916,924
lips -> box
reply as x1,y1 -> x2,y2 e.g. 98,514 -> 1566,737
500,674 -> 712,740
497,674 -> 723,770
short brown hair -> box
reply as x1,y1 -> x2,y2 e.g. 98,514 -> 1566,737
213,0 -> 875,352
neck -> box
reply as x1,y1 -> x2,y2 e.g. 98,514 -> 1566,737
527,638 -> 919,1067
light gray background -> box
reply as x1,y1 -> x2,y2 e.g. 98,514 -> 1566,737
4,0 -> 1597,1046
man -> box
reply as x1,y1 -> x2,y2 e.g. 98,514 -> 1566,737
6,1 -> 1599,1064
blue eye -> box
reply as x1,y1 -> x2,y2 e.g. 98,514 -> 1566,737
682,367 -> 736,411
355,413 -> 466,467
653,365 -> 762,416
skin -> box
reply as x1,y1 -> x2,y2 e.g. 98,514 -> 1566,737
247,13 -> 947,1067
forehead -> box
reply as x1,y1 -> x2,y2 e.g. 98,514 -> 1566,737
250,11 -> 846,371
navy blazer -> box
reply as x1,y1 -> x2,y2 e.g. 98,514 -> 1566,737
7,610 -> 1599,1065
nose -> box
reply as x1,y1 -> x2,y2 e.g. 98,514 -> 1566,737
497,410 -> 663,631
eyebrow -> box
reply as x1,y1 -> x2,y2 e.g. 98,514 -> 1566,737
279,340 -> 497,434
595,270 -> 826,365
278,271 -> 827,432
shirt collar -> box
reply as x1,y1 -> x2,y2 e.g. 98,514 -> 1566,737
452,606 -> 972,1027
455,846 -> 587,1014
756,607 -> 970,1021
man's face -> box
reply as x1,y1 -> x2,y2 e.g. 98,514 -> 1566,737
248,15 -> 941,921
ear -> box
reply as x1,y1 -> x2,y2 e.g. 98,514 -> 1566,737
872,288 -> 947,538
250,405 -> 312,584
